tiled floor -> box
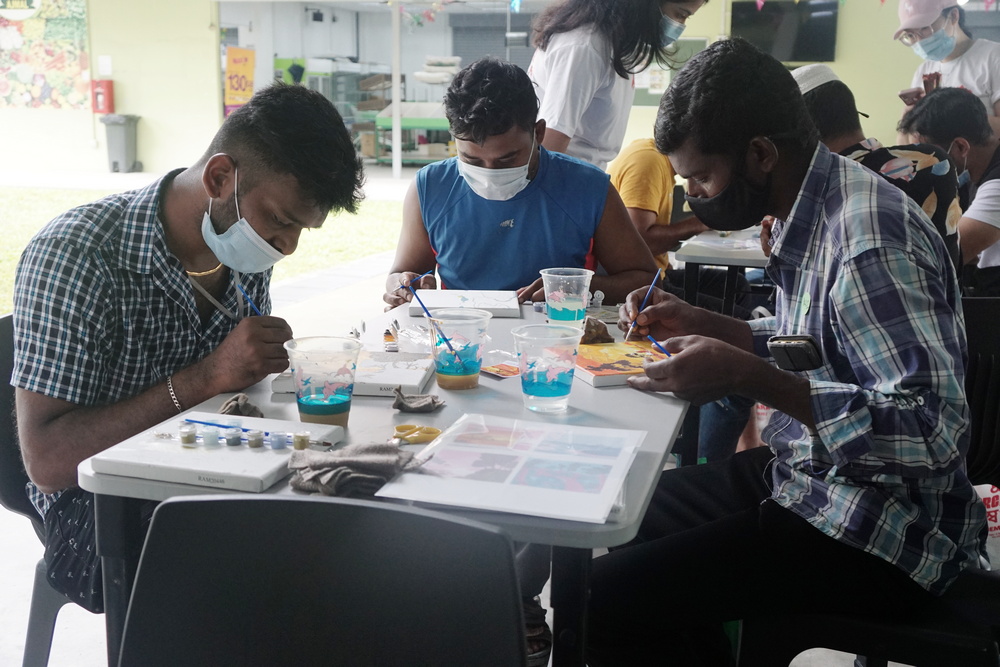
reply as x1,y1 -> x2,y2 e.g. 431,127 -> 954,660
0,163 -> 908,666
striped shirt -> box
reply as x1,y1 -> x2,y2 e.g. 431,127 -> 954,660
12,171 -> 271,515
751,144 -> 987,595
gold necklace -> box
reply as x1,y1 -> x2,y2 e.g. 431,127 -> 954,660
185,262 -> 224,277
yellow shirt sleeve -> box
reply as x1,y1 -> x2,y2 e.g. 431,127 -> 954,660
609,141 -> 677,269
609,143 -> 674,223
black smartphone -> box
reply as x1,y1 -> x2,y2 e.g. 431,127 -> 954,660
767,335 -> 822,372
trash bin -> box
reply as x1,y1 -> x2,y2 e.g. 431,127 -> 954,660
99,114 -> 142,173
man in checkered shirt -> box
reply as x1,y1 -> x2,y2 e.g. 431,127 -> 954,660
585,39 -> 988,665
12,82 -> 364,611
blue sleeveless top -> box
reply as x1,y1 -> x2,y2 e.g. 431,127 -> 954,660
416,148 -> 609,290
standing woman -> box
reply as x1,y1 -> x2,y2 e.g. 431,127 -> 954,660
895,0 -> 1000,132
529,0 -> 707,170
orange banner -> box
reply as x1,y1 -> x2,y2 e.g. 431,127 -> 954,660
224,46 -> 255,110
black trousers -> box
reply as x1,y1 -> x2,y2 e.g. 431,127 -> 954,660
585,448 -> 937,666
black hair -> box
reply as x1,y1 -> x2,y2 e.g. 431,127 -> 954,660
205,81 -> 364,214
898,87 -> 991,147
655,38 -> 817,161
532,0 -> 700,78
801,80 -> 863,144
443,57 -> 538,145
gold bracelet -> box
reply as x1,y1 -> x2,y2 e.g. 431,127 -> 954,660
166,375 -> 183,413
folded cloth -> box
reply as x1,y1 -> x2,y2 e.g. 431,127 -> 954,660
580,316 -> 614,344
218,393 -> 264,417
392,386 -> 445,413
289,443 -> 422,497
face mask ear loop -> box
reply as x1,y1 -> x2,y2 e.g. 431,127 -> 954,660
233,167 -> 242,221
947,140 -> 968,173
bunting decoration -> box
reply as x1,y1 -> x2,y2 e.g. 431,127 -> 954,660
389,0 -> 457,30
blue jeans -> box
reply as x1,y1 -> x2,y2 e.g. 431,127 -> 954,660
698,395 -> 756,462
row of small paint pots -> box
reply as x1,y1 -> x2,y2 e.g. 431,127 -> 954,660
177,423 -> 327,451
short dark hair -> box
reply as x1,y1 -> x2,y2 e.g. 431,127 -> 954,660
443,57 -> 538,145
532,0 -> 697,78
898,87 -> 991,147
655,38 -> 817,161
801,80 -> 863,144
205,81 -> 364,214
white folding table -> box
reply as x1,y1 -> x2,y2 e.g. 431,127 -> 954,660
79,304 -> 688,667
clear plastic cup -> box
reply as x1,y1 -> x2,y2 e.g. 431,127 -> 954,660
426,308 -> 492,390
284,336 -> 363,426
539,267 -> 594,329
511,324 -> 584,413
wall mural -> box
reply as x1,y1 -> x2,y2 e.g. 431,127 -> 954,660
0,0 -> 90,109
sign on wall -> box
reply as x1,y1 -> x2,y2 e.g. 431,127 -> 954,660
224,46 -> 254,117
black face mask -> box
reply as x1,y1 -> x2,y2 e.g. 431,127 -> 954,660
684,169 -> 771,232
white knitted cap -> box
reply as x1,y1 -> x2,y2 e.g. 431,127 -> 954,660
792,64 -> 839,96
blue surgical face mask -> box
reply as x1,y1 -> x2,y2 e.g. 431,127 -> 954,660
201,168 -> 286,273
912,24 -> 956,61
660,14 -> 686,47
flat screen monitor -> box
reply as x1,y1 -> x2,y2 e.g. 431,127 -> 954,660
730,0 -> 838,63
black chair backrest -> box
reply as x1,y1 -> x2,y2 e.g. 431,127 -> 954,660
0,313 -> 42,537
962,297 -> 1000,486
118,495 -> 527,667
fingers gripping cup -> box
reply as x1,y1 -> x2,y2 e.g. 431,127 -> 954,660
426,308 -> 492,390
512,324 -> 584,413
539,267 -> 594,328
284,337 -> 363,427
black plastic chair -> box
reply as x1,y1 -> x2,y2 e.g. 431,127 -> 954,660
0,313 -> 75,667
737,298 -> 1000,667
117,495 -> 528,667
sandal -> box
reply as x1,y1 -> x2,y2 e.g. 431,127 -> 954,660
523,596 -> 552,667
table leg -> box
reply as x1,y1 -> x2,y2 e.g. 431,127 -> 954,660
722,266 -> 741,316
675,406 -> 701,467
550,546 -> 591,667
94,494 -> 143,667
683,262 -> 701,307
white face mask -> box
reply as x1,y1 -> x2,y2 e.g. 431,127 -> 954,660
201,168 -> 286,274
456,137 -> 535,201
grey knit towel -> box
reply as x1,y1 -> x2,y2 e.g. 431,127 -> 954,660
288,442 -> 421,497
392,386 -> 445,412
218,393 -> 264,417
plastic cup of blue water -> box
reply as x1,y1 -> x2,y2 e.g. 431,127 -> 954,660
539,268 -> 594,329
284,336 -> 362,427
425,308 -> 492,390
511,324 -> 584,413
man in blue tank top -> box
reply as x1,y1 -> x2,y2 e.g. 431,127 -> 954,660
383,57 -> 656,309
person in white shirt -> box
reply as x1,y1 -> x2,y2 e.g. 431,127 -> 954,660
528,0 -> 707,170
894,0 -> 1000,135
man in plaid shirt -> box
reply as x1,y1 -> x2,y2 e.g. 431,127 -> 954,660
585,39 -> 987,666
12,82 -> 363,611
